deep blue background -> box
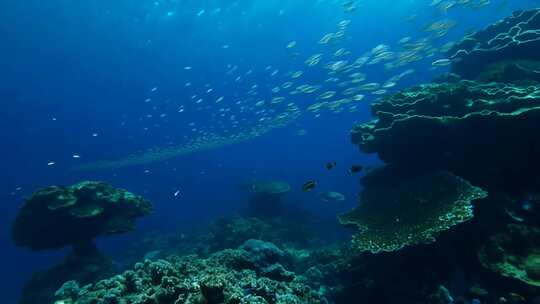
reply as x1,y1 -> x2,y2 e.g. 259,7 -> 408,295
1,0 -> 539,302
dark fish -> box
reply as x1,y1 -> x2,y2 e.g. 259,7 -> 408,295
348,165 -> 363,174
325,161 -> 337,170
302,181 -> 317,192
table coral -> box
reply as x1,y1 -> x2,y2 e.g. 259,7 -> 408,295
448,8 -> 540,79
339,170 -> 487,253
350,80 -> 540,196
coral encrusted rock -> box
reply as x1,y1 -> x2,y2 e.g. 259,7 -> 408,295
13,181 -> 153,304
350,80 -> 540,197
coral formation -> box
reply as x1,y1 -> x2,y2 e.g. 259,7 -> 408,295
345,8 -> 540,256
12,181 -> 153,254
17,9 -> 540,304
479,224 -> 540,288
332,9 -> 540,303
54,240 -> 328,304
448,8 -> 540,79
350,80 -> 540,196
339,170 -> 487,253
13,181 -> 152,304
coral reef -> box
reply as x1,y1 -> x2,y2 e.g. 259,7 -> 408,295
448,8 -> 540,79
350,80 -> 540,197
12,181 -> 153,255
300,231 -> 540,303
13,181 -> 152,304
338,9 -> 540,302
344,9 -> 540,262
339,170 -> 487,253
54,240 -> 328,304
19,9 -> 540,304
479,224 -> 540,288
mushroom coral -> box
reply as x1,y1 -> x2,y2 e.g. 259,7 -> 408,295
12,181 -> 153,256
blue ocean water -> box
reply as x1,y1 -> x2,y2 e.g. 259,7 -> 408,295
1,0 -> 540,302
